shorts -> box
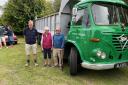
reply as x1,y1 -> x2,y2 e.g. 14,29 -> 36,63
25,44 -> 37,55
1,36 -> 6,43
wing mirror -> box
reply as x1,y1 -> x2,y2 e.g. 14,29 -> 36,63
72,8 -> 77,22
72,8 -> 77,16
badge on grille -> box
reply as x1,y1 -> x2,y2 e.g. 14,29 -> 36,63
116,34 -> 128,50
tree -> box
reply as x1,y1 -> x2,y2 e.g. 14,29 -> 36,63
38,0 -> 54,17
0,18 -> 3,25
1,0 -> 45,34
39,0 -> 61,16
53,0 -> 61,12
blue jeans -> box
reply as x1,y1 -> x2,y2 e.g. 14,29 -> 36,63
8,36 -> 14,45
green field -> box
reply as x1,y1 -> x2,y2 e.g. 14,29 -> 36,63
0,37 -> 128,85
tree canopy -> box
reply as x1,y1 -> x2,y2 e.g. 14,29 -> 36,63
0,0 -> 61,34
53,0 -> 61,12
1,0 -> 45,33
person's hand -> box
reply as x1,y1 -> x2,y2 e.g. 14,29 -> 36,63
41,48 -> 43,51
51,48 -> 53,51
59,48 -> 63,51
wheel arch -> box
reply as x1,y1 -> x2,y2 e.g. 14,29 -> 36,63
64,40 -> 83,61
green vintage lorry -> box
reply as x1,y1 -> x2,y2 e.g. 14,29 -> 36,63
35,0 -> 128,75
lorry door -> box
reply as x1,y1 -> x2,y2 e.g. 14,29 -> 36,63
73,8 -> 91,52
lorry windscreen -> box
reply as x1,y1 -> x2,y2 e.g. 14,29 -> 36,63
118,6 -> 128,26
92,3 -> 118,25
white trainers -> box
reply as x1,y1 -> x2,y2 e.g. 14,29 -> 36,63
35,63 -> 39,66
25,63 -> 29,67
52,64 -> 58,67
43,63 -> 47,67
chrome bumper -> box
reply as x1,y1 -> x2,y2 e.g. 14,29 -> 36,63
81,62 -> 115,70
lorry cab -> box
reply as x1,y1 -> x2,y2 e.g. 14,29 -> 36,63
66,0 -> 128,75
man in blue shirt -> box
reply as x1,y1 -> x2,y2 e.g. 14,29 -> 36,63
53,26 -> 65,68
23,20 -> 38,66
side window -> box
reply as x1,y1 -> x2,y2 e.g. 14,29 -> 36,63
82,9 -> 90,28
75,9 -> 85,25
75,8 -> 90,28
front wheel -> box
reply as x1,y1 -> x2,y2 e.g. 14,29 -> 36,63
69,47 -> 78,75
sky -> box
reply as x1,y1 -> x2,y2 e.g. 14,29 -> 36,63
0,0 -> 8,16
0,0 -> 8,6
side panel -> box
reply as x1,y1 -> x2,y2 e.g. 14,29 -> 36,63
35,19 -> 43,33
48,17 -> 51,29
56,14 -> 60,26
51,15 -> 55,35
60,14 -> 71,36
35,14 -> 59,34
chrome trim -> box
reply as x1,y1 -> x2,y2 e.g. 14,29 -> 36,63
81,62 -> 115,70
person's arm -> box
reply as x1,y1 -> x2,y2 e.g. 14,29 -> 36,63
35,29 -> 38,37
52,35 -> 54,48
50,33 -> 53,50
11,29 -> 14,36
61,34 -> 65,49
35,29 -> 38,43
40,33 -> 43,50
6,29 -> 9,36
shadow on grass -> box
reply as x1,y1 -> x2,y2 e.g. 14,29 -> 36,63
75,68 -> 128,83
79,68 -> 123,75
63,64 -> 128,78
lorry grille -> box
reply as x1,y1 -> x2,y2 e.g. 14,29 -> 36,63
103,32 -> 128,52
112,33 -> 128,51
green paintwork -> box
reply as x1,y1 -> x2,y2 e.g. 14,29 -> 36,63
66,0 -> 128,65
78,0 -> 128,6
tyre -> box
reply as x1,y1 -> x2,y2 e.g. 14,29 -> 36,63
69,47 -> 78,75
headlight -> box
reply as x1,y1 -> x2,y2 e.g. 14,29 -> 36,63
100,52 -> 106,59
96,50 -> 106,59
96,50 -> 102,57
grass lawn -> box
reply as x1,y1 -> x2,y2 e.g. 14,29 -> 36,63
0,36 -> 128,85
